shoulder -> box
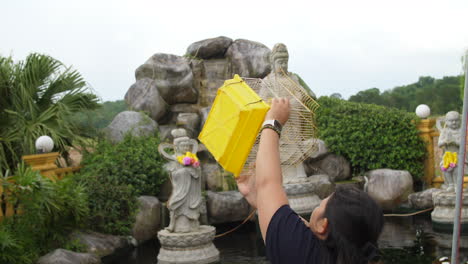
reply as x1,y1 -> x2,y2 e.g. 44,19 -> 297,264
265,205 -> 321,264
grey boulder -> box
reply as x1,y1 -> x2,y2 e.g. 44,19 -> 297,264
69,231 -> 131,258
125,78 -> 168,121
131,196 -> 161,244
305,153 -> 351,182
226,39 -> 271,78
305,174 -> 335,199
176,112 -> 200,138
308,139 -> 328,159
206,191 -> 252,224
408,188 -> 443,209
135,53 -> 197,104
104,111 -> 158,143
186,36 -> 233,59
365,169 -> 414,211
202,163 -> 223,191
37,249 -> 100,264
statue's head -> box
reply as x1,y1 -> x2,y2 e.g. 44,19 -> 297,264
445,111 -> 461,130
270,43 -> 289,74
171,128 -> 196,155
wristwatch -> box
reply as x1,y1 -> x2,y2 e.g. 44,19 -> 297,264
261,120 -> 283,137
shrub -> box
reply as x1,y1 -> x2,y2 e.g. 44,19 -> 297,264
315,96 -> 426,179
77,133 -> 168,235
0,163 -> 89,264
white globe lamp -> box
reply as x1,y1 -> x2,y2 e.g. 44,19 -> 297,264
415,104 -> 431,119
35,136 -> 54,153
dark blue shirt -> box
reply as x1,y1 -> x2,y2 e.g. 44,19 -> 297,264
266,204 -> 321,264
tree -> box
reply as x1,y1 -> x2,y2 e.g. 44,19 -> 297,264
348,76 -> 463,115
348,88 -> 382,105
0,53 -> 99,172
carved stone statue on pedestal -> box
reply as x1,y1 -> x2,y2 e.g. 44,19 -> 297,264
157,128 -> 219,264
257,44 -> 323,215
432,111 -> 468,233
159,128 -> 202,233
438,111 -> 461,192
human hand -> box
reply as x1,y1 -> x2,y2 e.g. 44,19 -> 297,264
236,163 -> 257,208
265,98 -> 290,126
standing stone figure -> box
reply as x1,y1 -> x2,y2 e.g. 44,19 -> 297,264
260,43 -> 316,184
438,111 -> 461,192
158,128 -> 202,233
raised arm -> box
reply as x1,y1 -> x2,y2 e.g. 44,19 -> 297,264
256,98 -> 290,242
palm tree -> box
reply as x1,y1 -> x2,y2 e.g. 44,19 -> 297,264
0,53 -> 99,173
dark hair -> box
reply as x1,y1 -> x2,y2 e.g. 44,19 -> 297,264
320,185 -> 384,264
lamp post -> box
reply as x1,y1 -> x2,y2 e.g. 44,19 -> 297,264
35,136 -> 54,153
22,136 -> 59,180
416,104 -> 436,187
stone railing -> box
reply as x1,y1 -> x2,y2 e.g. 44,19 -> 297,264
0,153 -> 81,221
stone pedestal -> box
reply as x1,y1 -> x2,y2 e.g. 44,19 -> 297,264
157,225 -> 219,264
431,191 -> 468,234
284,178 -> 322,215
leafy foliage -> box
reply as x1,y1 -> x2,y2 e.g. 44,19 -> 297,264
0,53 -> 99,173
69,100 -> 128,137
316,96 -> 426,179
349,75 -> 463,115
0,163 -> 89,264
77,134 -> 168,234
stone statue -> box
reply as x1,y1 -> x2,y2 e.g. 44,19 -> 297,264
158,128 -> 202,233
259,43 -> 315,184
438,111 -> 461,192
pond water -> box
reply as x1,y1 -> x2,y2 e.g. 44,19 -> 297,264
112,213 -> 468,264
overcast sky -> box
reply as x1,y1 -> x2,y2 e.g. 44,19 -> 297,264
2,0 -> 468,102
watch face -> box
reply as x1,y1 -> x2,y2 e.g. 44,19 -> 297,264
274,120 -> 282,129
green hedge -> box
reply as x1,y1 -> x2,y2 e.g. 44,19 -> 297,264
77,134 -> 168,235
0,164 -> 89,264
315,96 -> 426,179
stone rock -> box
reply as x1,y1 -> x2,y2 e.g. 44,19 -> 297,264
37,249 -> 101,264
304,174 -> 335,199
199,58 -> 231,107
206,191 -> 251,224
336,176 -> 366,190
131,196 -> 161,244
177,112 -> 200,138
186,36 -> 233,59
160,103 -> 201,125
202,163 -> 223,191
365,169 -> 414,211
157,178 -> 173,203
304,153 -> 351,181
226,39 -> 271,78
70,231 -> 130,258
104,111 -> 158,143
158,124 -> 178,142
189,59 -> 204,98
125,78 -> 168,121
135,53 -> 197,105
308,139 -> 328,159
408,188 -> 443,209
199,106 -> 211,129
